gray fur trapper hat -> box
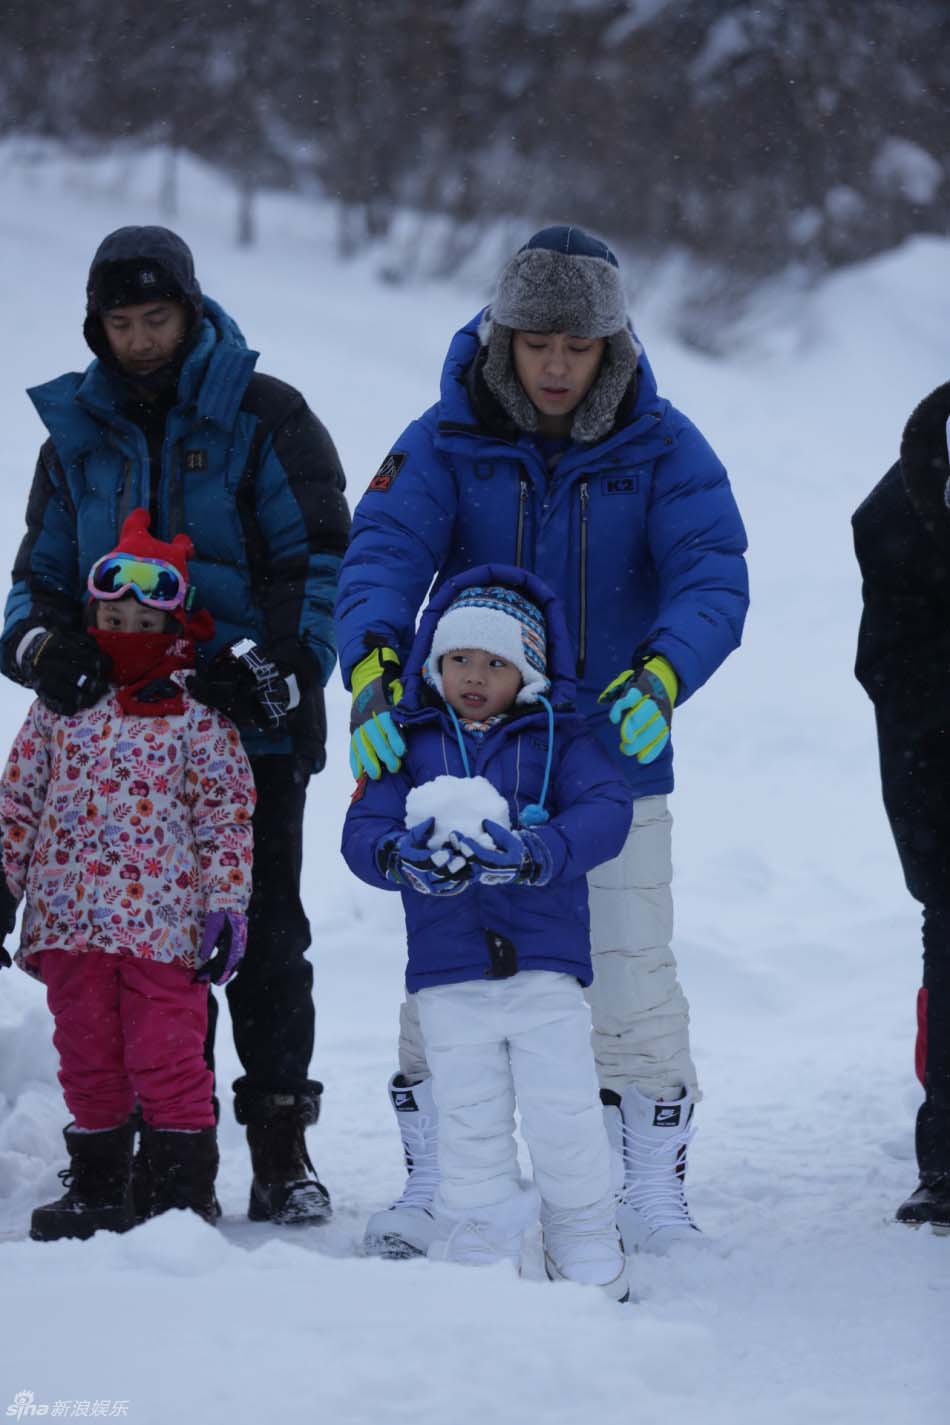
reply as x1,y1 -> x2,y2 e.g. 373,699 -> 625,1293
479,224 -> 642,444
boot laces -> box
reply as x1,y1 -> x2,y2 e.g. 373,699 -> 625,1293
393,1113 -> 439,1209
619,1119 -> 696,1230
542,1200 -> 620,1268
440,1216 -> 518,1266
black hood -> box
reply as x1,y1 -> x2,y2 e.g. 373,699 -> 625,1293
83,225 -> 204,363
900,381 -> 950,551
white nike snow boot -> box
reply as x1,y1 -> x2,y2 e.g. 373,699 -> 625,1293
363,1075 -> 440,1259
541,1195 -> 630,1302
602,1083 -> 701,1255
428,1182 -> 540,1271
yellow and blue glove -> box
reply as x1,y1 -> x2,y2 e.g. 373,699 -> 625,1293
349,645 -> 406,779
598,655 -> 678,764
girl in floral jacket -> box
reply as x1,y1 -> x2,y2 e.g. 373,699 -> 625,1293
0,508 -> 255,1241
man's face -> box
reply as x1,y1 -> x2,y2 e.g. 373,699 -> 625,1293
440,647 -> 523,719
512,330 -> 606,435
100,300 -> 188,376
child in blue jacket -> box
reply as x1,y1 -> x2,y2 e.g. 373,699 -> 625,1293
343,565 -> 632,1297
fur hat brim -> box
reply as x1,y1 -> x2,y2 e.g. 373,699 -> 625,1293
492,247 -> 628,338
425,606 -> 550,706
480,320 -> 640,445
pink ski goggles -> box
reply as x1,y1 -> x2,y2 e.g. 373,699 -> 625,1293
87,552 -> 190,611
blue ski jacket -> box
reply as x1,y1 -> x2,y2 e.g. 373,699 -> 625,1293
341,564 -> 633,992
3,297 -> 351,768
335,312 -> 748,794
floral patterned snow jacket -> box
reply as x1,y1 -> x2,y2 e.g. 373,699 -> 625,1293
0,677 -> 255,974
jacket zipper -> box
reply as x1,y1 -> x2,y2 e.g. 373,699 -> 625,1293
515,471 -> 530,567
169,441 -> 186,540
577,479 -> 589,677
117,458 -> 135,529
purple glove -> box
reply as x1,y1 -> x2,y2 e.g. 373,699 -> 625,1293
196,910 -> 248,984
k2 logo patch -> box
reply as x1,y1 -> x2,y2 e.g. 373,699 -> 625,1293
368,450 -> 407,492
601,475 -> 638,495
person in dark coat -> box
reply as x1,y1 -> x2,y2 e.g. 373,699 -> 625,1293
343,564 -> 632,1294
1,226 -> 352,1224
853,382 -> 950,1231
336,224 -> 749,1256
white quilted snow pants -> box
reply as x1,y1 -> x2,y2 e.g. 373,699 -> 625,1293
587,795 -> 698,1100
399,795 -> 699,1102
415,972 -> 612,1212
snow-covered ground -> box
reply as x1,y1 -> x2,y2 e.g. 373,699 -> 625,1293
0,145 -> 947,1424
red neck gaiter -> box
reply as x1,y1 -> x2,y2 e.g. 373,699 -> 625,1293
90,629 -> 196,716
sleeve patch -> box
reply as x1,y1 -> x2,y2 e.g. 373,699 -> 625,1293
368,451 -> 407,492
350,773 -> 369,804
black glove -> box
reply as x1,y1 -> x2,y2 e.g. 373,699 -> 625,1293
19,628 -> 111,715
188,639 -> 300,733
0,868 -> 17,969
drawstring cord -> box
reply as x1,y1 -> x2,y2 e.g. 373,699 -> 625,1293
445,703 -> 472,777
520,694 -> 553,827
445,695 -> 553,828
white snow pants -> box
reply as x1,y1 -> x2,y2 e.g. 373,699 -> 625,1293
399,795 -> 699,1101
415,971 -> 612,1213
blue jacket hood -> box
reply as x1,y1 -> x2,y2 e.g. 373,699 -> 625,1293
400,562 -> 577,713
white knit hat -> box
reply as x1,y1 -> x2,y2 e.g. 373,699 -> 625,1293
425,584 -> 550,706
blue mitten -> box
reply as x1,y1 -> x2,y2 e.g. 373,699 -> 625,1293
452,819 -> 554,887
378,818 -> 471,897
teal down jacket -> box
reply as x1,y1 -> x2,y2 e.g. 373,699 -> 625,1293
2,298 -> 351,768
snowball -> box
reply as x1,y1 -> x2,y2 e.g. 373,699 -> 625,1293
405,776 -> 510,850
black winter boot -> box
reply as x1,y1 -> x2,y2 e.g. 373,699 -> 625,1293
30,1122 -> 135,1242
142,1126 -> 220,1225
234,1079 -> 332,1225
896,1175 -> 950,1232
130,1097 -> 221,1224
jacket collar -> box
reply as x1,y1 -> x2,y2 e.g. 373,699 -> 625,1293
433,309 -> 677,467
28,296 -> 259,453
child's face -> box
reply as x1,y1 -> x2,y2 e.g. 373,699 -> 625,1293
94,595 -> 171,634
441,648 -> 523,719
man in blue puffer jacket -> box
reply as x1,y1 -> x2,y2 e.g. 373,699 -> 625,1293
1,226 -> 351,1224
336,225 -> 749,1255
344,565 -> 632,1291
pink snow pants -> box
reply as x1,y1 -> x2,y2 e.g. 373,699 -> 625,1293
38,950 -> 215,1131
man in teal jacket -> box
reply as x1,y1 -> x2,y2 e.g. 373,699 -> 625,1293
337,226 -> 749,1258
2,226 -> 351,1224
